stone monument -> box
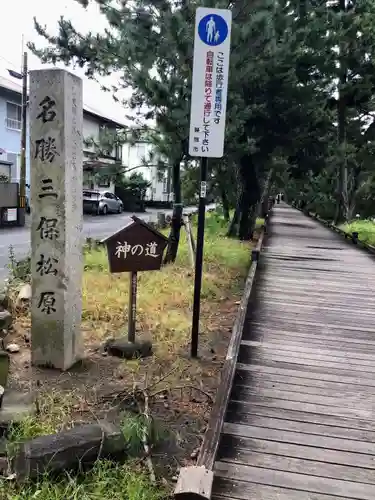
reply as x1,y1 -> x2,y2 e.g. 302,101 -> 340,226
29,69 -> 83,370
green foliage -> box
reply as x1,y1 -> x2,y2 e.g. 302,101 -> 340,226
116,172 -> 151,211
8,246 -> 31,283
28,0 -> 375,229
341,220 -> 375,245
0,460 -> 166,500
120,412 -> 169,457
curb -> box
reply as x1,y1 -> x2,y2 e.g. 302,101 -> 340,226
173,218 -> 269,500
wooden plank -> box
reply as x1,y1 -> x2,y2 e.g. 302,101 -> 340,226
234,368 -> 375,393
230,394 -> 375,423
218,450 -> 375,484
250,319 -> 375,335
236,362 -> 375,387
241,347 -> 375,369
251,314 -> 375,330
225,411 -> 375,443
223,422 -> 375,455
226,400 -> 375,432
219,433 -> 375,469
214,205 -> 375,499
233,378 -> 362,400
212,477 -> 351,500
241,333 -> 375,350
232,385 -> 374,415
238,349 -> 375,376
242,341 -> 375,361
257,295 -> 375,309
257,287 -> 375,300
214,462 -> 374,499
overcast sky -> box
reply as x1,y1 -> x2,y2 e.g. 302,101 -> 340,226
0,0 -> 130,124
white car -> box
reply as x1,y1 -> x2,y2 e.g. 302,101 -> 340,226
83,190 -> 123,215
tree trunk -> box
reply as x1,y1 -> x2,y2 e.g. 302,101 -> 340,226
221,188 -> 230,221
238,188 -> 253,240
336,0 -> 349,223
238,155 -> 261,240
260,168 -> 273,217
164,159 -> 182,264
227,199 -> 240,237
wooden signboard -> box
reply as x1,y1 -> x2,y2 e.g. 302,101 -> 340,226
102,216 -> 168,343
102,216 -> 168,273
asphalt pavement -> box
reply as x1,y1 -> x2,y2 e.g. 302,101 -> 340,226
0,204 -> 211,283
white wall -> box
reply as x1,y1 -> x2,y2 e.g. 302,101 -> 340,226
82,116 -> 99,155
82,113 -> 116,194
122,141 -> 169,201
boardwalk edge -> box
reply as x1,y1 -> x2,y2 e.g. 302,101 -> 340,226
292,202 -> 375,256
173,221 -> 268,500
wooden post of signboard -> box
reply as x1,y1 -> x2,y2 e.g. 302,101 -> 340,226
128,271 -> 137,343
101,216 -> 168,358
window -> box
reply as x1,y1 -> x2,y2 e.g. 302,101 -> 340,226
98,176 -> 111,188
6,153 -> 18,181
163,177 -> 168,193
115,144 -> 122,162
136,143 -> 146,159
6,102 -> 22,131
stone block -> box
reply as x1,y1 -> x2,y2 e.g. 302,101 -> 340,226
0,390 -> 34,428
29,68 -> 83,370
12,420 -> 127,480
0,352 -> 9,388
0,311 -> 12,331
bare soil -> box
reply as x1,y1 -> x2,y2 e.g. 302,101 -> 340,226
5,297 -> 239,480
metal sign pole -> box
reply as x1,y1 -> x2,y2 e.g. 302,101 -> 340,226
191,157 -> 208,358
188,6 -> 232,358
128,271 -> 137,343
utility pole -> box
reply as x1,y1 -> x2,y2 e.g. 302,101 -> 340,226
19,51 -> 28,226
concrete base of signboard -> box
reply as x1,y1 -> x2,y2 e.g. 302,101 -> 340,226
104,338 -> 153,360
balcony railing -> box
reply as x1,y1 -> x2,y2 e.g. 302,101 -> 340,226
6,118 -> 21,131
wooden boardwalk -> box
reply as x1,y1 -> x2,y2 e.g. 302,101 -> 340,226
213,203 -> 375,500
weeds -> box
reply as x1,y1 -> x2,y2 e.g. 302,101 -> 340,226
342,220 -> 375,246
7,246 -> 31,284
3,210 -> 254,499
0,460 -> 167,500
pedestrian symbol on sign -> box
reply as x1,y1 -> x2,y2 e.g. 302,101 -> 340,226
198,14 -> 228,46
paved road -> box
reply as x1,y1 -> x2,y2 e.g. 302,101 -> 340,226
0,204 -> 212,283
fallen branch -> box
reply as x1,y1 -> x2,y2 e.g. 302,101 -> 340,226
151,385 -> 214,403
138,391 -> 156,483
145,365 -> 184,393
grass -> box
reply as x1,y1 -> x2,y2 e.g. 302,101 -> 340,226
81,211 -> 253,354
0,460 -> 166,500
341,219 -> 375,246
2,210 -> 258,499
2,397 -> 168,500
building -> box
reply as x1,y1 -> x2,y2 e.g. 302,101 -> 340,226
0,73 -> 169,201
122,138 -> 171,202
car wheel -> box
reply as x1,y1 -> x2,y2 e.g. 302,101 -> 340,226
102,205 -> 108,215
118,204 -> 123,213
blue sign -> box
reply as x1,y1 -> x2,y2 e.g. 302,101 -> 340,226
198,14 -> 228,47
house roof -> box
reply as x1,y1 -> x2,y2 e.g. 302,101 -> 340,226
0,74 -> 127,129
